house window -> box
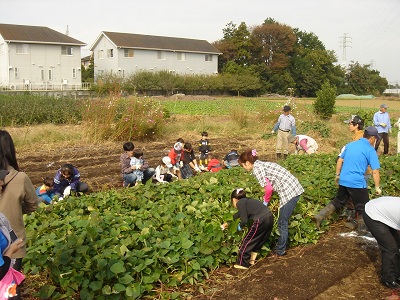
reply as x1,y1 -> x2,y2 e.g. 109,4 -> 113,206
16,44 -> 29,54
205,54 -> 213,62
177,52 -> 186,61
40,70 -> 45,80
14,68 -> 19,79
48,70 -> 53,81
72,68 -> 76,78
157,51 -> 166,60
107,49 -> 113,58
98,50 -> 104,59
124,49 -> 134,58
61,46 -> 73,55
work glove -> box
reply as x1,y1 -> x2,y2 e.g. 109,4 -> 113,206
179,161 -> 183,167
237,224 -> 242,231
379,123 -> 387,127
63,186 -> 71,198
375,187 -> 382,195
271,130 -> 275,134
194,166 -> 201,172
389,129 -> 392,133
263,201 -> 269,206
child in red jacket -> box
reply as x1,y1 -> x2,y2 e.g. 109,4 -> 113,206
207,155 -> 222,172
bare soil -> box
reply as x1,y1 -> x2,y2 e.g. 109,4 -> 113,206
17,137 -> 400,300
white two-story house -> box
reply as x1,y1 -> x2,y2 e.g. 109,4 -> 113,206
90,31 -> 221,80
0,23 -> 86,90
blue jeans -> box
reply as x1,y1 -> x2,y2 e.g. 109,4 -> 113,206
123,168 -> 155,187
276,195 -> 301,255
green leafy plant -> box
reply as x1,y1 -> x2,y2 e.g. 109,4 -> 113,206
314,81 -> 337,119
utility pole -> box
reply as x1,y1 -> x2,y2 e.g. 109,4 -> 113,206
338,33 -> 352,67
66,25 -> 69,36
369,60 -> 375,69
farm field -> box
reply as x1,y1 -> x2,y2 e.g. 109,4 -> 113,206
6,96 -> 400,299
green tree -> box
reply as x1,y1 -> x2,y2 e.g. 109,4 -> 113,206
345,62 -> 388,95
288,30 -> 344,97
314,81 -> 337,119
82,55 -> 94,82
213,22 -> 252,72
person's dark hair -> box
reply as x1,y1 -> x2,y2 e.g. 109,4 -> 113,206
352,121 -> 364,130
184,142 -> 192,150
123,142 -> 135,151
238,149 -> 258,164
201,131 -> 208,137
176,138 -> 184,143
42,176 -> 54,187
133,149 -> 143,159
61,163 -> 74,178
231,188 -> 246,201
0,130 -> 19,171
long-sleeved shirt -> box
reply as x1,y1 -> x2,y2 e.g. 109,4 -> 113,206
233,197 -> 272,228
120,152 -> 149,175
53,166 -> 81,195
272,113 -> 296,135
373,110 -> 391,133
252,160 -> 304,207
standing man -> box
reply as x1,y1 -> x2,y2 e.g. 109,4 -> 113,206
271,105 -> 296,160
373,104 -> 391,155
314,126 -> 382,234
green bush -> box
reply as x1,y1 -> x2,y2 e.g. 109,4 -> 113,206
313,81 -> 337,119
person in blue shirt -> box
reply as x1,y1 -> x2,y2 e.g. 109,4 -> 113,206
373,103 -> 392,155
314,126 -> 381,234
36,176 -> 56,205
271,105 -> 296,160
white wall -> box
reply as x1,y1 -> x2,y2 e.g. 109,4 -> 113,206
93,35 -> 219,80
1,42 -> 82,86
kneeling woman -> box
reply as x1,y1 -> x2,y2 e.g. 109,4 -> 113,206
222,188 -> 274,269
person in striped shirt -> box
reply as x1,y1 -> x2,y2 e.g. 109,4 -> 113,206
239,149 -> 304,256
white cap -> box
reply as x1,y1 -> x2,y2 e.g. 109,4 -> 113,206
162,156 -> 173,168
174,142 -> 183,151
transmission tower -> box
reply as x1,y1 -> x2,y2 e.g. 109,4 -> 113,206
338,33 -> 352,67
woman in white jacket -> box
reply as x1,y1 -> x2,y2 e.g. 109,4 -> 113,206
287,134 -> 318,154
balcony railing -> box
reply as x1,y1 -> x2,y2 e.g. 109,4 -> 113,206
1,82 -> 92,91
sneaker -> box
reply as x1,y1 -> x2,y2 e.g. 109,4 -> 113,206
233,264 -> 248,270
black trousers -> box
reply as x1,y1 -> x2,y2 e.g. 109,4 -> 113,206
236,214 -> 274,267
331,186 -> 369,217
375,132 -> 389,155
364,213 -> 400,282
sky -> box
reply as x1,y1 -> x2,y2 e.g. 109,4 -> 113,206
2,0 -> 399,84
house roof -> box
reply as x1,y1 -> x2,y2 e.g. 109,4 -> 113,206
0,23 -> 86,46
91,31 -> 221,54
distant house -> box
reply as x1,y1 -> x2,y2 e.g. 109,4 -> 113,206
81,54 -> 92,70
0,23 -> 86,90
90,31 -> 221,80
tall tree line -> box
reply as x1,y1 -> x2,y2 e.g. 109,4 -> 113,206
213,19 -> 388,97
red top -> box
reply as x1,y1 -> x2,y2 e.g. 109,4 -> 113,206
207,158 -> 222,172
